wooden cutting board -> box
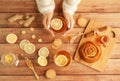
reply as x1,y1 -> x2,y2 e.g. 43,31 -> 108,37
74,20 -> 117,72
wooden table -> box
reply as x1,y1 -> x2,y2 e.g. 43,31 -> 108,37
0,0 -> 120,81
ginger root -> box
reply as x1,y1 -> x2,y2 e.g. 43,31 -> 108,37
18,20 -> 25,25
23,16 -> 35,27
8,14 -> 23,23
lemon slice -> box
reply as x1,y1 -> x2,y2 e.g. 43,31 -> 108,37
37,56 -> 47,66
24,43 -> 35,54
19,39 -> 30,50
45,69 -> 56,79
53,38 -> 62,47
38,47 -> 49,57
55,55 -> 68,67
77,17 -> 87,27
6,33 -> 17,44
50,18 -> 63,30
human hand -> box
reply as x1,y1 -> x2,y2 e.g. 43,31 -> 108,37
63,12 -> 75,36
43,11 -> 55,36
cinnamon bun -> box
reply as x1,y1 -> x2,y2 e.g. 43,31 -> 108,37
79,41 -> 101,63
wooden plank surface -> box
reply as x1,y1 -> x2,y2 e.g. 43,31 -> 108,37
0,43 -> 119,58
0,0 -> 120,13
0,59 -> 120,75
0,0 -> 120,81
0,28 -> 119,43
0,75 -> 120,81
0,13 -> 120,28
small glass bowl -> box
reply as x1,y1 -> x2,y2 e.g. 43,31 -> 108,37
54,50 -> 71,67
1,52 -> 19,66
50,16 -> 68,33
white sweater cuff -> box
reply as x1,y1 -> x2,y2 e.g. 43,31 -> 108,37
36,0 -> 55,15
62,0 -> 81,15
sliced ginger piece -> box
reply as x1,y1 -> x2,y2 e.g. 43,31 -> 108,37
25,15 -> 30,19
38,38 -> 42,43
31,34 -> 36,39
30,27 -> 35,31
52,38 -> 62,50
18,20 -> 25,25
53,38 -> 62,47
51,44 -> 60,50
23,16 -> 35,27
21,30 -> 26,35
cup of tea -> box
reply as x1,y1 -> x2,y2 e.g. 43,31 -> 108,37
50,16 -> 67,33
54,50 -> 71,67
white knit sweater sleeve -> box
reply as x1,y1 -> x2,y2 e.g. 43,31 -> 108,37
36,0 -> 55,15
62,0 -> 81,15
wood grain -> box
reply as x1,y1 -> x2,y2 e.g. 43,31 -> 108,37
0,75 -> 120,81
0,0 -> 120,13
0,13 -> 120,28
0,59 -> 120,75
0,28 -> 119,43
0,43 -> 119,58
0,0 -> 120,80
